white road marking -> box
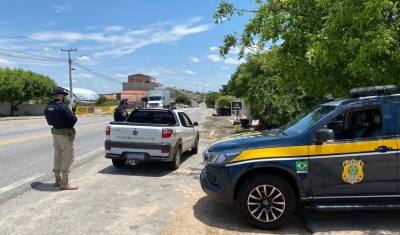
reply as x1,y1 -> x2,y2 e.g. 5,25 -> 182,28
0,173 -> 45,194
75,147 -> 104,161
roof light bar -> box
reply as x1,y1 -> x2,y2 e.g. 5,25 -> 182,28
350,85 -> 397,96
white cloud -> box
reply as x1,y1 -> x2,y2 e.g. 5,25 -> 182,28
73,79 -> 77,83
222,66 -> 230,69
53,2 -> 71,13
159,57 -> 164,60
0,58 -> 16,66
41,21 -> 57,27
205,83 -> 210,87
185,70 -> 196,74
138,68 -> 144,71
76,73 -> 92,78
85,26 -> 97,30
105,26 -> 124,32
206,54 -> 223,62
115,73 -> 127,78
29,16 -> 213,58
77,56 -> 90,61
149,71 -> 160,76
163,70 -> 174,74
224,58 -> 245,64
209,46 -> 218,51
189,57 -> 200,62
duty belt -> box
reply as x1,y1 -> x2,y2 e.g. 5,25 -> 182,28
51,128 -> 76,141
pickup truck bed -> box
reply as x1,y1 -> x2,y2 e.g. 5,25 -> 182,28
105,108 -> 199,170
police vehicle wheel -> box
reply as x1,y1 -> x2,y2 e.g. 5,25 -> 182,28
169,147 -> 181,170
191,136 -> 199,154
237,174 -> 295,230
112,159 -> 126,167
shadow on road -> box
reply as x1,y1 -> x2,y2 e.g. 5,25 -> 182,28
192,196 -> 309,234
30,182 -> 60,192
97,151 -> 195,177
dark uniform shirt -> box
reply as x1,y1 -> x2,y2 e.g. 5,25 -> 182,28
114,106 -> 128,121
44,99 -> 78,129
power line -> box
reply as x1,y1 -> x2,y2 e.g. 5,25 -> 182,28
0,30 -> 55,49
72,62 -> 123,84
0,53 -> 68,63
0,48 -> 67,62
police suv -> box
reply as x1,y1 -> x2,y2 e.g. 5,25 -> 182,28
200,85 -> 400,230
105,108 -> 199,170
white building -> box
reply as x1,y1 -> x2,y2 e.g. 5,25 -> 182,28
60,87 -> 100,102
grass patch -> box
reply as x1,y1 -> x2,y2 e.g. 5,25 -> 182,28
233,125 -> 245,134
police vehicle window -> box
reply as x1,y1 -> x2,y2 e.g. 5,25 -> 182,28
322,107 -> 383,141
283,106 -> 337,134
126,111 -> 176,124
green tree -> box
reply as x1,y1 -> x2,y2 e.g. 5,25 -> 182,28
205,91 -> 220,108
227,52 -> 319,126
216,95 -> 235,108
175,94 -> 192,105
0,67 -> 57,116
94,95 -> 119,106
213,0 -> 400,97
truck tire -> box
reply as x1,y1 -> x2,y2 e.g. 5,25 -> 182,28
169,147 -> 181,170
112,159 -> 126,167
191,136 -> 199,154
237,174 -> 295,230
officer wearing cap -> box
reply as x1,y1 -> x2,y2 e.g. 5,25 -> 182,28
114,98 -> 129,121
44,88 -> 78,190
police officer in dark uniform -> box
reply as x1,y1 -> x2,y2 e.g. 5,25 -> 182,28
114,98 -> 129,121
44,88 -> 78,190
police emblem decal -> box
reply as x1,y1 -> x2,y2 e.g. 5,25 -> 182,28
342,159 -> 364,184
133,129 -> 138,135
295,161 -> 308,173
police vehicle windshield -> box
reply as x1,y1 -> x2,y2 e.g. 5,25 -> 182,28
282,105 -> 337,134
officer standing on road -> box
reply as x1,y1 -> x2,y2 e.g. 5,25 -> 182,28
114,98 -> 129,121
44,88 -> 78,190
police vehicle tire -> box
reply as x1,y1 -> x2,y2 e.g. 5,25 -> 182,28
112,159 -> 126,167
237,174 -> 295,230
169,147 -> 181,170
191,136 -> 199,154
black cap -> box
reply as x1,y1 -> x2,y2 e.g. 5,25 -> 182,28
120,98 -> 128,105
53,88 -> 68,96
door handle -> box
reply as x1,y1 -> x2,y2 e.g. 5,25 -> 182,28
375,146 -> 392,153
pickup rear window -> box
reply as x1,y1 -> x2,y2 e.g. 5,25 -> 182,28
126,110 -> 176,124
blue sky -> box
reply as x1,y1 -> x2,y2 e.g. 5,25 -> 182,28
0,0 -> 258,94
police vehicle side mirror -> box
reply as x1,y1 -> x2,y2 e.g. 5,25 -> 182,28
315,129 -> 335,144
193,122 -> 199,126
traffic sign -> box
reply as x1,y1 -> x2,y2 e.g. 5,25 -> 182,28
231,101 -> 243,110
79,107 -> 86,112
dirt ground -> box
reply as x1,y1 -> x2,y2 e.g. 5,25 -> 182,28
162,109 -> 283,235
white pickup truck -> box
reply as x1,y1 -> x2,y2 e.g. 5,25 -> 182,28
105,108 -> 199,170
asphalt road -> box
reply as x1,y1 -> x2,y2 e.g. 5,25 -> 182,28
2,107 -> 400,235
0,107 -> 202,205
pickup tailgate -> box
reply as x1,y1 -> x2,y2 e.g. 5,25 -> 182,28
109,125 -> 162,144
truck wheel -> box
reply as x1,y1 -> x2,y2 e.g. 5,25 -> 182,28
112,159 -> 126,167
169,147 -> 181,170
191,136 -> 199,154
237,174 -> 295,230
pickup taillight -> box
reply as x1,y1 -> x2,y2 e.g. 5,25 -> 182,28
105,126 -> 111,135
162,128 -> 173,138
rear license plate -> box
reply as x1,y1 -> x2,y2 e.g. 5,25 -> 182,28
126,153 -> 145,160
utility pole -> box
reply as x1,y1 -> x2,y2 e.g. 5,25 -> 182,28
61,49 -> 77,110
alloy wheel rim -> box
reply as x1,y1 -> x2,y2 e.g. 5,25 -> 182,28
247,185 -> 285,222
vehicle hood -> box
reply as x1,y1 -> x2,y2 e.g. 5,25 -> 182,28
208,131 -> 292,152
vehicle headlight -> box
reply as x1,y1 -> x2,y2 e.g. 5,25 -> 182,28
206,151 -> 240,164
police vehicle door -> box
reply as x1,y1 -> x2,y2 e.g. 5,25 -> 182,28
308,103 -> 398,197
391,102 -> 400,193
177,112 -> 192,150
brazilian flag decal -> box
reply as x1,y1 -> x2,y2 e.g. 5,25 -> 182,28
296,161 -> 308,173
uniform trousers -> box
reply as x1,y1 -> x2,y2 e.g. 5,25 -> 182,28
52,134 -> 75,176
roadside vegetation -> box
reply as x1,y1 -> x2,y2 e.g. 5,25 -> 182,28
0,67 -> 57,116
207,0 -> 400,129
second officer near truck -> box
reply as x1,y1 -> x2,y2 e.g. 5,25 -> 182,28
114,98 -> 129,121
